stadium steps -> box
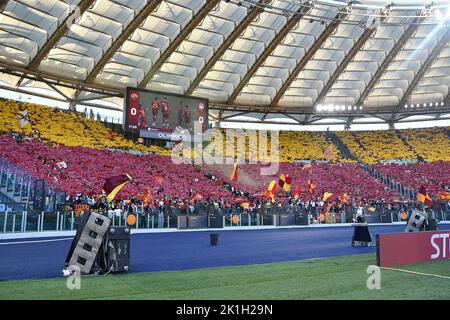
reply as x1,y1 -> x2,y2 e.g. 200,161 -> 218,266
0,190 -> 26,212
360,164 -> 415,201
325,131 -> 359,162
395,130 -> 422,162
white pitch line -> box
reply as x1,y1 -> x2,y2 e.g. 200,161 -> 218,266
374,265 -> 450,280
0,238 -> 72,246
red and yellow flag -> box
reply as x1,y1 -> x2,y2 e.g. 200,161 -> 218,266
323,192 -> 337,202
341,193 -> 348,204
307,179 -> 317,194
418,185 -> 433,206
143,186 -> 151,206
438,192 -> 450,201
265,180 -> 278,203
102,174 -> 132,202
230,162 -> 238,181
278,174 -> 292,192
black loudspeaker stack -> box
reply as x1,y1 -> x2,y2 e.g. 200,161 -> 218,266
106,226 -> 131,273
65,212 -> 130,275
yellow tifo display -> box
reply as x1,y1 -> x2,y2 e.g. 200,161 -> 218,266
2,99 -> 448,164
0,99 -> 170,155
401,127 -> 450,162
201,128 -> 352,163
278,131 -> 353,163
335,130 -> 417,164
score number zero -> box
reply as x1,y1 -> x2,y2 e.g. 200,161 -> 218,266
130,107 -> 204,123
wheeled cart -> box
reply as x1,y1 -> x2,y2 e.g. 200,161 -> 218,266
351,223 -> 372,247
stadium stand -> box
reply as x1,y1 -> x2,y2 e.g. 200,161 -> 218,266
0,99 -> 170,156
0,101 -> 448,207
205,162 -> 402,204
374,161 -> 450,196
0,136 -> 231,201
335,130 -> 418,164
400,127 -> 450,162
278,131 -> 352,163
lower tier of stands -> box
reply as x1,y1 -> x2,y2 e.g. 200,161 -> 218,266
0,137 -> 231,201
374,162 -> 450,196
204,162 -> 404,204
1,134 -> 449,207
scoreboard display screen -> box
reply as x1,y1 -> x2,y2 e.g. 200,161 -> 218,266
124,87 -> 208,140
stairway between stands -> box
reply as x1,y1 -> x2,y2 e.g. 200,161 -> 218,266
326,130 -> 359,162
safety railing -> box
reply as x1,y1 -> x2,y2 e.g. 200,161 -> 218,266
1,205 -> 448,234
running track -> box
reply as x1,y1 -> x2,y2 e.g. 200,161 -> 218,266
1,224 -> 449,281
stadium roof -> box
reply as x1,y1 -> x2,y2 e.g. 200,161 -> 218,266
1,0 -> 450,126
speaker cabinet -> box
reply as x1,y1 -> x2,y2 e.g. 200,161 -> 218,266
67,212 -> 111,274
405,210 -> 426,233
106,227 -> 130,273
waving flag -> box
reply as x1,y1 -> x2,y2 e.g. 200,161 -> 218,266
143,186 -> 151,206
292,185 -> 301,200
230,162 -> 238,182
438,192 -> 450,200
278,174 -> 292,192
341,193 -> 348,204
307,179 -> 316,194
265,180 -> 278,203
102,174 -> 132,202
323,192 -> 337,202
418,185 -> 433,206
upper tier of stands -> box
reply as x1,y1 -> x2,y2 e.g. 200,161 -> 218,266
0,99 -> 171,156
1,99 -> 449,165
279,131 -> 352,163
335,130 -> 416,164
205,129 -> 348,163
336,128 -> 450,164
401,128 -> 450,162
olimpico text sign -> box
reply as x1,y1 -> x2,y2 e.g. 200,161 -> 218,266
376,230 -> 450,267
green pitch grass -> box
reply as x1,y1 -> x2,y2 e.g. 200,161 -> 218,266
0,254 -> 448,300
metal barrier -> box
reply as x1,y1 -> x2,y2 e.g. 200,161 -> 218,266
1,204 -> 449,234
